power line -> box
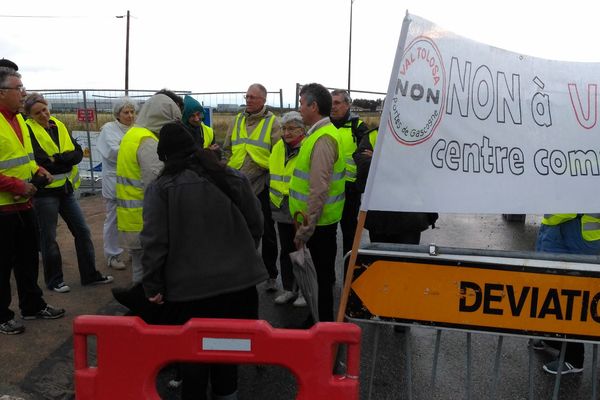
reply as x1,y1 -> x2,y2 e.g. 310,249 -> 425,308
0,14 -> 115,19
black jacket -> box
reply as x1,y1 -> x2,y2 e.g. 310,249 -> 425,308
140,162 -> 267,302
29,121 -> 83,196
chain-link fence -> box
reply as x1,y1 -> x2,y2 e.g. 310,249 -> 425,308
29,88 -> 286,194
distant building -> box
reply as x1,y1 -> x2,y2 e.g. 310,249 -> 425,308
216,103 -> 242,112
350,105 -> 369,113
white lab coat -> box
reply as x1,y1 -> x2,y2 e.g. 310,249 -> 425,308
97,120 -> 130,199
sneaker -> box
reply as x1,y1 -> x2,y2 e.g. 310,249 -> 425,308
530,339 -> 546,350
265,278 -> 278,292
22,304 -> 65,320
293,293 -> 307,307
51,282 -> 71,293
543,359 -> 584,375
274,290 -> 296,305
0,319 -> 25,335
167,379 -> 182,389
107,255 -> 126,270
84,275 -> 114,286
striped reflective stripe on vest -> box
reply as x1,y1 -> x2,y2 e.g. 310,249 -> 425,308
270,173 -> 290,183
117,175 -> 144,188
345,157 -> 357,179
583,214 -> 600,232
117,198 -> 144,208
583,222 -> 600,231
231,115 -> 273,150
289,188 -> 345,205
269,186 -> 284,198
0,155 -> 31,169
292,169 -> 345,181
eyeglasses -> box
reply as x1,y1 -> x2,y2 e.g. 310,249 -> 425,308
244,94 -> 264,101
1,85 -> 26,92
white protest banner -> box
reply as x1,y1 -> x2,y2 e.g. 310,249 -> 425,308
363,13 -> 600,214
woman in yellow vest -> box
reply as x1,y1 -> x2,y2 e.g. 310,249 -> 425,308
268,111 -> 307,307
24,93 -> 113,293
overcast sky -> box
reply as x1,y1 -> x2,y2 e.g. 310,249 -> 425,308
1,0 -> 598,105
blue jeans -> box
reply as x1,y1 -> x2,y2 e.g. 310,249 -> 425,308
535,217 -> 600,368
34,193 -> 99,287
536,218 -> 600,255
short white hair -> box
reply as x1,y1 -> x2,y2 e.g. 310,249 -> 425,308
280,111 -> 304,128
112,97 -> 137,119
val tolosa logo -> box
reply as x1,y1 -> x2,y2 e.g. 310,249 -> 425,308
388,36 -> 447,145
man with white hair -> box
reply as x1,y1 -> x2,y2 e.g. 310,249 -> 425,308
224,83 -> 282,292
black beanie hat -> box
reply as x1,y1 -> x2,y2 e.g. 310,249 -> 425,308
0,58 -> 18,71
157,121 -> 196,162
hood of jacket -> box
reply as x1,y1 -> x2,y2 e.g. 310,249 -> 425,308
135,94 -> 182,135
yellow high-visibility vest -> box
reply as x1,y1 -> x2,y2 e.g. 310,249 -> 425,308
0,113 -> 37,205
201,123 -> 214,149
116,127 -> 157,233
369,129 -> 378,149
542,213 -> 600,242
337,119 -> 366,182
26,116 -> 80,190
289,123 -> 346,226
268,140 -> 301,208
227,113 -> 275,169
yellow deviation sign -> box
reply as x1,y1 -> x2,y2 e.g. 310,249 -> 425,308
350,260 -> 600,339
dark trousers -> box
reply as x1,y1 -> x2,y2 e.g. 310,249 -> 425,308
277,222 -> 296,291
545,341 -> 584,368
0,209 -> 46,323
307,223 -> 338,322
257,187 -> 278,279
340,182 -> 361,256
34,194 -> 99,287
169,286 -> 259,400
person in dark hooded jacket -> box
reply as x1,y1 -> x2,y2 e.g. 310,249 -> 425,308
140,121 -> 266,400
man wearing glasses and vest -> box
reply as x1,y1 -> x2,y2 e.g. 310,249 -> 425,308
330,89 -> 370,259
224,84 -> 281,292
532,213 -> 600,375
0,66 -> 65,335
291,83 -> 346,324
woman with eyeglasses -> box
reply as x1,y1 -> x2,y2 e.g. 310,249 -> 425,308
268,111 -> 308,307
24,93 -> 113,293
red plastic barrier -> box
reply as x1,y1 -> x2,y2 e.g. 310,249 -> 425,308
73,316 -> 361,399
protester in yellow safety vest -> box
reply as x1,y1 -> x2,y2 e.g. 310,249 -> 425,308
268,111 -> 308,307
25,93 -> 113,293
97,97 -> 137,270
0,67 -> 65,335
290,83 -> 345,324
116,91 -> 182,283
182,95 -> 220,153
330,89 -> 370,258
532,213 -> 600,375
223,83 -> 282,292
